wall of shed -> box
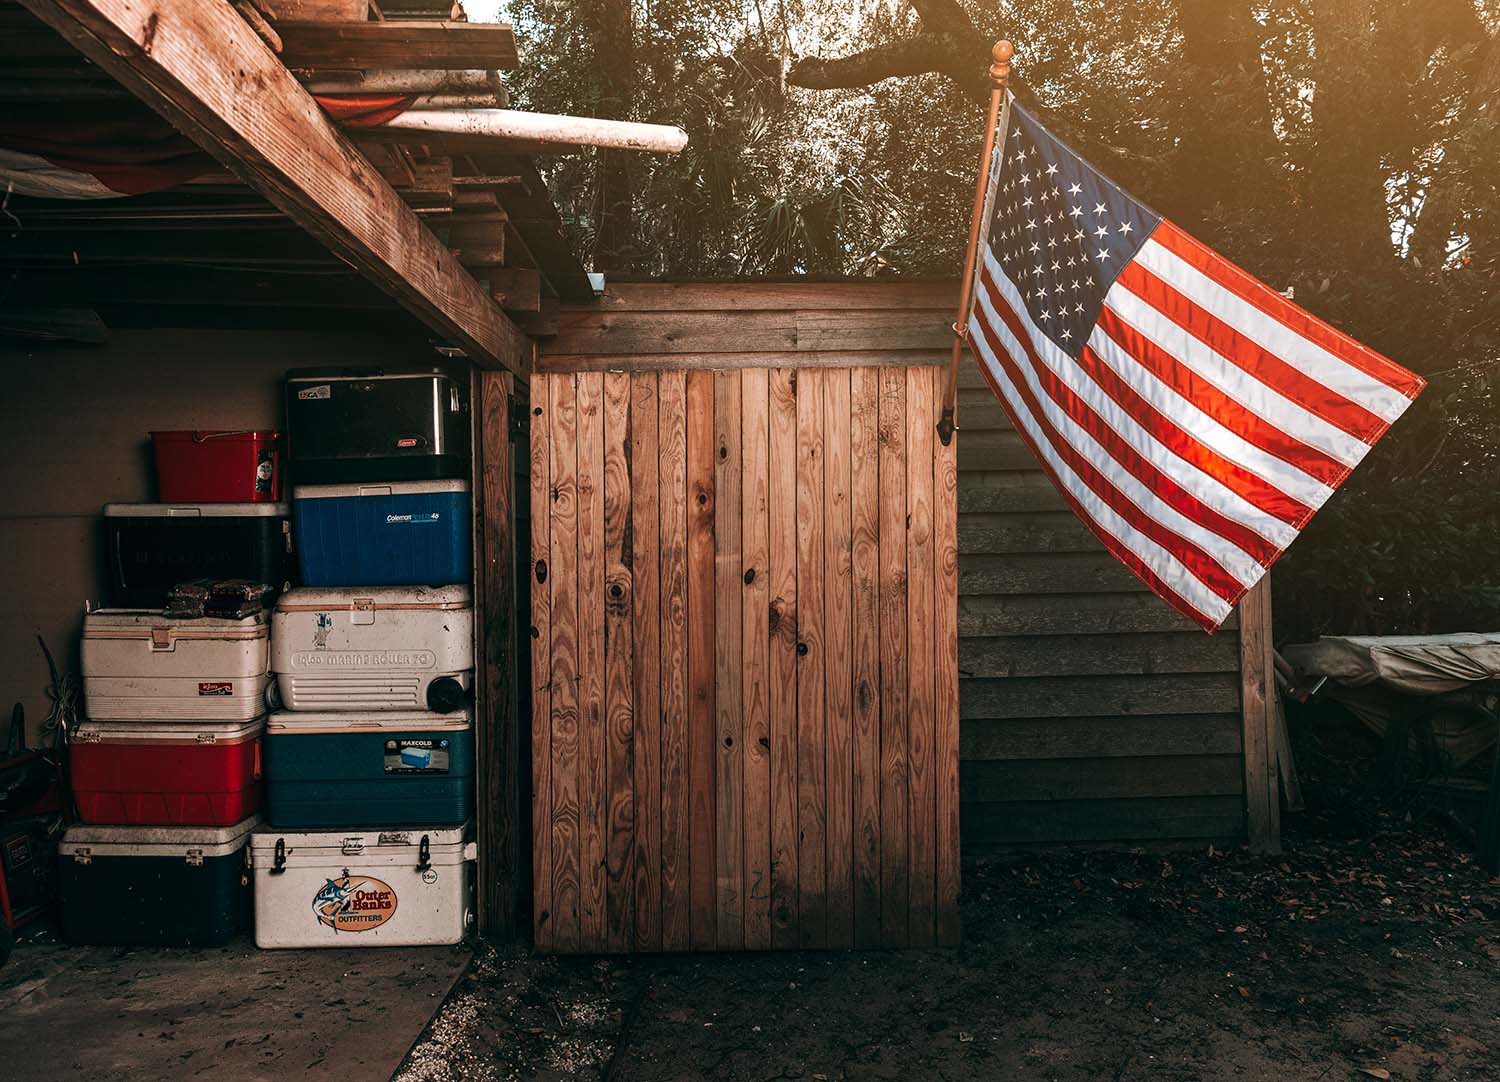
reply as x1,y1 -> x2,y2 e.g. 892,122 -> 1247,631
0,326 -> 429,748
543,281 -> 1250,851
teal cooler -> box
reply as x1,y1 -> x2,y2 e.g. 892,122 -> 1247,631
263,709 -> 472,827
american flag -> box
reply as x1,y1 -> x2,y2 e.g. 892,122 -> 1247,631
965,101 -> 1426,631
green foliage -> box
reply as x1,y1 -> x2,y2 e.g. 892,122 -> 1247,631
501,0 -> 1500,639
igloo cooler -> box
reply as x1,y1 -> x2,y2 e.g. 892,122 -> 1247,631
285,367 -> 469,484
82,610 -> 270,722
264,709 -> 472,828
59,817 -> 256,947
272,585 -> 472,712
293,479 -> 471,587
250,823 -> 474,947
70,718 -> 263,826
104,501 -> 293,608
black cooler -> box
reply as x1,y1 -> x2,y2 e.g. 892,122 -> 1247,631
104,502 -> 294,608
285,367 -> 470,483
59,818 -> 256,946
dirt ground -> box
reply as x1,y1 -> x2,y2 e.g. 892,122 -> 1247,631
399,715 -> 1500,1082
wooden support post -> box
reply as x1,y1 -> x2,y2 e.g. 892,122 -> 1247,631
473,367 -> 522,937
1238,578 -> 1281,854
19,0 -> 530,374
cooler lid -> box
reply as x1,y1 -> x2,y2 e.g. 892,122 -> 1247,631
293,479 -> 469,499
249,822 -> 468,853
267,708 -> 470,733
275,584 -> 470,612
287,367 -> 454,383
83,609 -> 268,641
150,430 -> 281,442
73,717 -> 264,744
104,502 -> 290,518
61,815 -> 259,858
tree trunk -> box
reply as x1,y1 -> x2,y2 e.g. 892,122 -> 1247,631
592,0 -> 636,273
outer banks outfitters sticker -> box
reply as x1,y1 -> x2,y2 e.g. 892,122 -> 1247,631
312,872 -> 398,932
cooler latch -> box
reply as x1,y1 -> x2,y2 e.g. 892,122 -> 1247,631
351,598 -> 376,626
270,837 -> 287,875
416,834 -> 431,873
150,628 -> 175,651
185,848 -> 204,867
72,847 -> 92,865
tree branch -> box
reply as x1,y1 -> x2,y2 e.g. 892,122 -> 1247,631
786,32 -> 994,104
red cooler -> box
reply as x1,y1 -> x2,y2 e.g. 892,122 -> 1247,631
70,718 -> 263,826
152,430 -> 282,502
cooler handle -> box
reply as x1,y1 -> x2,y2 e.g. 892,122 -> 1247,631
270,837 -> 286,875
357,485 -> 393,497
150,628 -> 176,652
253,737 -> 262,781
165,506 -> 204,518
415,834 -> 431,873
189,430 -> 265,443
351,598 -> 376,626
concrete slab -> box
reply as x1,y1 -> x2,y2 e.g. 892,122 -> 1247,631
0,937 -> 471,1082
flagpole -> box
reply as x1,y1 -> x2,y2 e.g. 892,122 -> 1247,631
938,40 -> 1014,447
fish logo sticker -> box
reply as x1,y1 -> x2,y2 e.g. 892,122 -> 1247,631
312,871 -> 398,932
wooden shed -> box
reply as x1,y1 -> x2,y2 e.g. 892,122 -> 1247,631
0,0 -> 1281,952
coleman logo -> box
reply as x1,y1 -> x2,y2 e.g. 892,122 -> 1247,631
313,872 -> 397,932
198,682 -> 233,696
291,650 -> 437,670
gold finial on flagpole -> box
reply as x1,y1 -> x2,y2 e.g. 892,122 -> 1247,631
938,40 -> 1015,447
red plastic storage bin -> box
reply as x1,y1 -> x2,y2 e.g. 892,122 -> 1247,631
70,719 -> 263,826
152,430 -> 282,502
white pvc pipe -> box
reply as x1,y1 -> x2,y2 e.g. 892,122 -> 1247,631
381,109 -> 689,154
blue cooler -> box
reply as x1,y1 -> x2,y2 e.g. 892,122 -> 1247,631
263,709 -> 473,827
293,479 -> 470,586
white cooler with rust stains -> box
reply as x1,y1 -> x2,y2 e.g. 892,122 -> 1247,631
248,823 -> 474,947
270,585 -> 473,712
82,610 -> 270,721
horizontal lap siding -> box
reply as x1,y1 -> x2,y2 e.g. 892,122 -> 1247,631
954,361 -> 1245,851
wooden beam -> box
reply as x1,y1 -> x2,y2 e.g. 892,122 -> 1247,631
1238,578 -> 1281,854
275,20 -> 519,70
19,0 -> 530,373
482,267 -> 542,314
472,367 -> 522,938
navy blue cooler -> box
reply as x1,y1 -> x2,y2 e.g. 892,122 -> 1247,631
263,709 -> 473,828
293,480 -> 471,586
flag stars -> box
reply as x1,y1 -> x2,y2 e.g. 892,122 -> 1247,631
1067,182 -> 1083,196
1096,248 -> 1111,261
1093,203 -> 1108,216
1045,163 -> 1059,176
1118,221 -> 1134,236
1094,224 -> 1110,239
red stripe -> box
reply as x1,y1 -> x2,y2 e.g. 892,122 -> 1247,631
1116,260 -> 1391,443
974,272 -> 1248,603
1152,221 -> 1426,400
1094,305 -> 1352,490
979,270 -> 1280,567
966,333 -> 1226,632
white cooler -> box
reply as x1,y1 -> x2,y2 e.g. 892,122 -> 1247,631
249,823 -> 474,947
271,585 -> 473,712
82,610 -> 270,721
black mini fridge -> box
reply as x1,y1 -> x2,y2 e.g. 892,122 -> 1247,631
285,367 -> 470,484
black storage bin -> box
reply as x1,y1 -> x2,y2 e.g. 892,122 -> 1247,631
104,503 -> 293,608
285,367 -> 470,484
59,818 -> 256,947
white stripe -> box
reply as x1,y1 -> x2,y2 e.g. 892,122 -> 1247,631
968,313 -> 1233,625
1105,283 -> 1371,467
1135,238 -> 1412,423
980,252 -> 1301,550
1083,318 -> 1335,513
974,276 -> 1265,587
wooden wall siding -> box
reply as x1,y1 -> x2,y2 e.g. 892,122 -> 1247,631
530,365 -> 960,952
953,361 -> 1249,850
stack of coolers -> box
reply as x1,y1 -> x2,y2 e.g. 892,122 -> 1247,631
254,368 -> 477,948
63,431 -> 288,947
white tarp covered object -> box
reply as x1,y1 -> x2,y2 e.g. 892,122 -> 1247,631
1284,633 -> 1500,695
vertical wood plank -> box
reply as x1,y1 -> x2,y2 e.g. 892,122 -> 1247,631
822,368 -> 854,950
547,374 -> 581,952
1239,578 -> 1280,854
849,367 -> 883,949
795,368 -> 828,950
602,372 -> 636,952
630,373 -> 663,953
877,366 -> 910,948
657,371 -> 691,952
685,369 -> 718,950
740,368 -> 773,951
905,366 -> 937,948
713,370 -> 746,950
575,372 -> 607,951
767,367 -> 801,950
933,368 -> 962,947
529,373 -> 553,951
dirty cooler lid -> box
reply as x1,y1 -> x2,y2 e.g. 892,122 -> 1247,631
74,718 -> 265,744
274,584 -> 470,612
104,502 -> 290,518
267,708 -> 470,733
83,609 -> 268,635
292,479 -> 469,500
249,823 -> 472,865
61,816 -> 260,859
